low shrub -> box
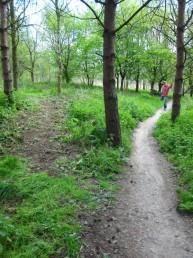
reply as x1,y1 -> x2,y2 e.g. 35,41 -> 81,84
154,97 -> 193,212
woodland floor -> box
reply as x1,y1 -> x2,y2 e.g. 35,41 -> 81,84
5,97 -> 193,258
8,97 -> 79,174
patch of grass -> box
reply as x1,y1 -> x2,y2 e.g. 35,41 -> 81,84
59,88 -> 161,152
0,89 -> 40,154
154,96 -> 193,213
0,156 -> 26,203
0,155 -> 93,258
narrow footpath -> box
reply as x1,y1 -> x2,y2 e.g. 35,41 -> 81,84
82,107 -> 193,258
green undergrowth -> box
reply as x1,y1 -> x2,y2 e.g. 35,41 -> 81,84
59,87 -> 161,152
0,155 -> 92,258
0,84 -> 161,257
0,89 -> 40,154
154,96 -> 193,212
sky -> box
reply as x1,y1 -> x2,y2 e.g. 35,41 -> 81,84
27,0 -> 87,26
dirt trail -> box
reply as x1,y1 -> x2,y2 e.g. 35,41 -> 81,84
11,98 -> 77,174
82,107 -> 193,258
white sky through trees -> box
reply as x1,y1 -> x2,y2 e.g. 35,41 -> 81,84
28,0 -> 86,26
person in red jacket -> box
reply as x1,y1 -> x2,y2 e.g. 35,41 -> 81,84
161,81 -> 172,110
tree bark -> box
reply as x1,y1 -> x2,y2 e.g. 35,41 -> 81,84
143,80 -> 146,90
135,78 -> 139,92
171,0 -> 186,121
10,0 -> 18,90
55,0 -> 62,93
30,64 -> 34,83
103,0 -> 121,146
125,78 -> 129,90
116,74 -> 119,89
120,74 -> 125,91
150,80 -> 155,91
158,80 -> 162,93
0,0 -> 13,101
135,68 -> 140,92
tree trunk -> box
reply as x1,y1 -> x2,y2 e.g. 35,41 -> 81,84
10,0 -> 18,90
56,0 -> 62,93
30,70 -> 34,83
64,66 -> 70,83
171,0 -> 186,121
0,1 -> 13,101
57,61 -> 62,94
143,80 -> 146,90
125,78 -> 129,90
135,78 -> 139,92
135,69 -> 140,92
120,74 -> 125,91
189,68 -> 193,97
116,74 -> 119,89
103,0 -> 121,146
150,66 -> 157,92
158,76 -> 165,93
150,80 -> 155,91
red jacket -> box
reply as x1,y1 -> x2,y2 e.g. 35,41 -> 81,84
161,84 -> 170,97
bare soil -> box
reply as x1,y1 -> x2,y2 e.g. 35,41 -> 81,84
81,108 -> 193,258
10,97 -> 78,174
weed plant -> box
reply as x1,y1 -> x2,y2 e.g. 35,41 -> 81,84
154,96 -> 193,212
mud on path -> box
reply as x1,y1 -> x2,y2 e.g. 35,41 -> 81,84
82,108 -> 193,258
10,97 -> 77,174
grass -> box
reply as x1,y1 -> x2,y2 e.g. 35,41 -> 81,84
0,156 -> 89,258
0,83 -> 161,257
154,96 -> 193,213
0,89 -> 40,155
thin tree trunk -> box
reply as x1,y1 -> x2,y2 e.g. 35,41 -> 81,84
10,0 -> 18,90
150,81 -> 155,91
64,66 -> 70,83
57,61 -> 62,93
171,0 -> 186,121
0,1 -> 13,101
135,78 -> 139,92
189,68 -> 193,97
116,75 -> 119,90
103,0 -> 121,146
56,0 -> 61,93
30,70 -> 34,83
125,78 -> 129,90
135,69 -> 140,92
158,80 -> 163,93
150,66 -> 157,92
120,75 -> 125,91
143,80 -> 146,90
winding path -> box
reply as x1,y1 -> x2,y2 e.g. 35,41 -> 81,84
82,107 -> 193,258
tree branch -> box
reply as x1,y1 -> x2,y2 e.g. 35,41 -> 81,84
114,0 -> 153,33
80,0 -> 104,28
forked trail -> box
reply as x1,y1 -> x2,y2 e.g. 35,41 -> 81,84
82,107 -> 193,258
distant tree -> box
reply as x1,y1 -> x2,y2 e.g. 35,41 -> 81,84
22,28 -> 38,83
9,0 -> 31,90
76,18 -> 102,86
44,1 -> 78,91
0,0 -> 13,101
